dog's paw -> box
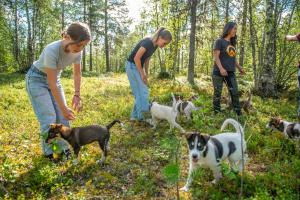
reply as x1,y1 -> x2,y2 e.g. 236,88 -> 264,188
180,186 -> 189,192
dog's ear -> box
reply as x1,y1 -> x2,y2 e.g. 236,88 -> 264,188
184,132 -> 193,140
49,124 -> 56,129
49,124 -> 63,130
199,134 -> 210,144
272,117 -> 281,125
185,132 -> 199,140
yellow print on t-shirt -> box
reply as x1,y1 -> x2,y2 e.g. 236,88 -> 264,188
226,45 -> 236,57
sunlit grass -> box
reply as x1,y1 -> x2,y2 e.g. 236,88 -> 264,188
0,72 -> 299,199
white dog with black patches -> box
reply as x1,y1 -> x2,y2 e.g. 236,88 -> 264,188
175,96 -> 200,120
149,93 -> 185,132
180,118 -> 247,192
266,117 -> 300,140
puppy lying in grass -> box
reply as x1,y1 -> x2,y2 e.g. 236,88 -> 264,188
266,117 -> 300,140
46,120 -> 124,164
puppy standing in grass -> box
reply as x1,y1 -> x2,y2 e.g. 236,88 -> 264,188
181,118 -> 247,191
266,117 -> 300,140
46,120 -> 124,164
150,93 -> 185,132
174,95 -> 200,120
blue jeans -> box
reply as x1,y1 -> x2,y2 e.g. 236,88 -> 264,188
125,61 -> 149,120
25,66 -> 69,156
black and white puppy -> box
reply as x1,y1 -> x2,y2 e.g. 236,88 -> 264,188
149,93 -> 185,132
180,118 -> 247,191
266,117 -> 300,140
175,96 -> 200,120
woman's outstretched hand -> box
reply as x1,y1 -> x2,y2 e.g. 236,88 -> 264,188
72,95 -> 83,112
239,68 -> 246,75
141,73 -> 148,85
62,106 -> 75,120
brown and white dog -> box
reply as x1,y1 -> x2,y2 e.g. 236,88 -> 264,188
266,117 -> 300,140
222,91 -> 253,113
46,120 -> 124,164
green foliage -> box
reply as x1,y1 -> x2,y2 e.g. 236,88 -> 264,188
162,163 -> 180,185
1,68 -> 300,199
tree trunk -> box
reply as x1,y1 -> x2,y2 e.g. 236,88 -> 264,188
225,0 -> 230,23
82,0 -> 86,72
61,0 -> 65,31
248,0 -> 257,87
187,0 -> 198,84
257,0 -> 276,97
25,0 -> 33,67
12,0 -> 20,69
105,0 -> 110,72
89,0 -> 92,71
239,0 -> 247,67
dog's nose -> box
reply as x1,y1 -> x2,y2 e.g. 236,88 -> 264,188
192,154 -> 198,159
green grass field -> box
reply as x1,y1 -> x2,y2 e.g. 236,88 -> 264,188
0,72 -> 299,199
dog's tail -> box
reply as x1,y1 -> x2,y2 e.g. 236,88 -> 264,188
106,119 -> 124,130
221,118 -> 244,139
171,93 -> 177,112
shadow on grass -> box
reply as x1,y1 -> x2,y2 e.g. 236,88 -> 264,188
3,156 -> 105,199
0,72 -> 25,86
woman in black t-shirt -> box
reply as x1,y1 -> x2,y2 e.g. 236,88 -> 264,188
212,22 -> 245,116
126,27 -> 172,121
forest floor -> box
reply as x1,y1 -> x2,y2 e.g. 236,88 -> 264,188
0,71 -> 299,199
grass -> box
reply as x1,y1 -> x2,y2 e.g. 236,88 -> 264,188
0,71 -> 299,199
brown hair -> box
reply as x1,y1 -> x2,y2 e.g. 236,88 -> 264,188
152,27 -> 172,42
61,22 -> 91,52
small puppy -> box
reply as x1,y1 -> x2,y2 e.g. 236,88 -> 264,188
46,120 -> 123,164
174,95 -> 200,120
266,117 -> 300,140
150,93 -> 185,132
180,118 -> 247,191
222,91 -> 253,113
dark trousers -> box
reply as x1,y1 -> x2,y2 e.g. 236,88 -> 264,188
212,72 -> 241,115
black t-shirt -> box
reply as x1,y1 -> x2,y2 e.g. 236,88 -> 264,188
213,38 -> 236,75
127,38 -> 157,67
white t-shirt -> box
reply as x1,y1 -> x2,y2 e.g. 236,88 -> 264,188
33,40 -> 82,73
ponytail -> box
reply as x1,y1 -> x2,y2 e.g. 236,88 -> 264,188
152,27 -> 172,42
